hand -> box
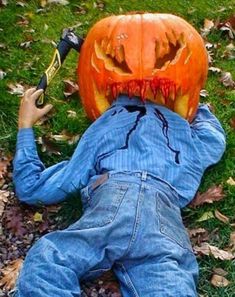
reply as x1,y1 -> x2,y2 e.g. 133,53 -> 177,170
18,87 -> 53,129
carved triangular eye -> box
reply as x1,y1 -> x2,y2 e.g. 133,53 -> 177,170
155,40 -> 181,69
94,41 -> 132,74
154,33 -> 186,70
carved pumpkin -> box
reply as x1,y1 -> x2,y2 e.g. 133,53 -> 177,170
77,13 -> 208,122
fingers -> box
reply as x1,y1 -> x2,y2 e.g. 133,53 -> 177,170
30,89 -> 44,102
39,104 -> 53,117
24,87 -> 37,97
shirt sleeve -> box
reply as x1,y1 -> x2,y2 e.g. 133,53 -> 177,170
13,128 -> 72,206
190,104 -> 226,169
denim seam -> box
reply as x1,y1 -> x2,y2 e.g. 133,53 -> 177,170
123,183 -> 144,257
68,186 -> 128,230
117,262 -> 139,297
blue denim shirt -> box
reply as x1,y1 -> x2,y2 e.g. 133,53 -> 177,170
13,95 -> 226,207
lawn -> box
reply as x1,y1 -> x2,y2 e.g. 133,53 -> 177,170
0,0 -> 234,296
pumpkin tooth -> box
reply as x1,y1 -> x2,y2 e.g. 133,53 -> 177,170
101,38 -> 108,51
174,93 -> 189,118
105,41 -> 112,55
115,45 -> 125,63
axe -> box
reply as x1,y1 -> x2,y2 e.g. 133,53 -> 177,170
36,28 -> 84,106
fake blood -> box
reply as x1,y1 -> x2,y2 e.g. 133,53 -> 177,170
107,77 -> 176,103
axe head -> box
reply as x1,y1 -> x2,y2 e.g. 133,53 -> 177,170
61,28 -> 84,52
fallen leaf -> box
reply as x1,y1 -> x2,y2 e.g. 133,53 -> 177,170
190,185 -> 225,208
209,52 -> 216,66
63,79 -> 79,97
67,110 -> 77,118
17,15 -> 30,26
226,177 -> 235,185
0,69 -> 6,79
229,231 -> 235,252
0,0 -> 8,6
201,19 -> 215,37
197,211 -> 215,222
188,228 -> 207,238
16,1 -> 27,7
7,83 -> 25,96
5,207 -> 27,237
209,67 -> 221,73
230,117 -> 235,129
0,259 -> 23,291
40,0 -> 47,7
48,0 -> 69,5
187,228 -> 209,246
20,41 -> 32,49
222,43 -> 235,59
218,15 -> 235,39
0,43 -> 6,49
37,136 -> 61,155
0,152 -> 12,187
33,212 -> 43,222
211,274 -> 230,287
50,130 -> 80,145
194,243 -> 234,260
0,190 -> 10,217
212,267 -> 228,276
214,209 -> 229,223
219,71 -> 235,88
219,25 -> 234,39
200,89 -> 209,97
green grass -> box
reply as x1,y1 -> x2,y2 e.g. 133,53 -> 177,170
0,0 -> 235,296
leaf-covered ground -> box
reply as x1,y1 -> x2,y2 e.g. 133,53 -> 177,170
0,1 -> 235,296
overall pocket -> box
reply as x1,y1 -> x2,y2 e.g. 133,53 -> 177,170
156,191 -> 193,252
68,180 -> 128,230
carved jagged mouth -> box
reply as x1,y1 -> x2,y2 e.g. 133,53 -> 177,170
104,78 -> 192,119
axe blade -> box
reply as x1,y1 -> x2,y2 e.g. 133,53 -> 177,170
36,28 -> 84,106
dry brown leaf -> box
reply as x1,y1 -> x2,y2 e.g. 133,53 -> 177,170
230,117 -> 235,129
229,231 -> 235,252
209,67 -> 221,73
188,228 -> 207,238
213,267 -> 228,276
0,259 -> 23,291
0,0 -> 8,6
48,0 -> 69,5
222,43 -> 235,59
37,136 -> 61,155
188,228 -> 209,246
16,1 -> 27,7
190,185 -> 225,208
193,243 -> 234,260
20,40 -> 32,49
67,110 -> 77,118
7,83 -> 26,96
201,19 -> 215,37
50,130 -> 80,145
0,190 -> 10,217
0,69 -> 6,80
214,209 -> 229,224
219,71 -> 235,88
0,153 -> 12,187
17,15 -> 30,26
200,89 -> 208,97
226,177 -> 235,185
211,274 -> 230,287
63,79 -> 79,97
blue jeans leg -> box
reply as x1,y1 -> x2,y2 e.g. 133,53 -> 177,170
113,180 -> 198,297
13,180 -> 131,297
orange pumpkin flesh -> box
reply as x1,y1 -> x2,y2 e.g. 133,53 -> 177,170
78,13 -> 208,122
